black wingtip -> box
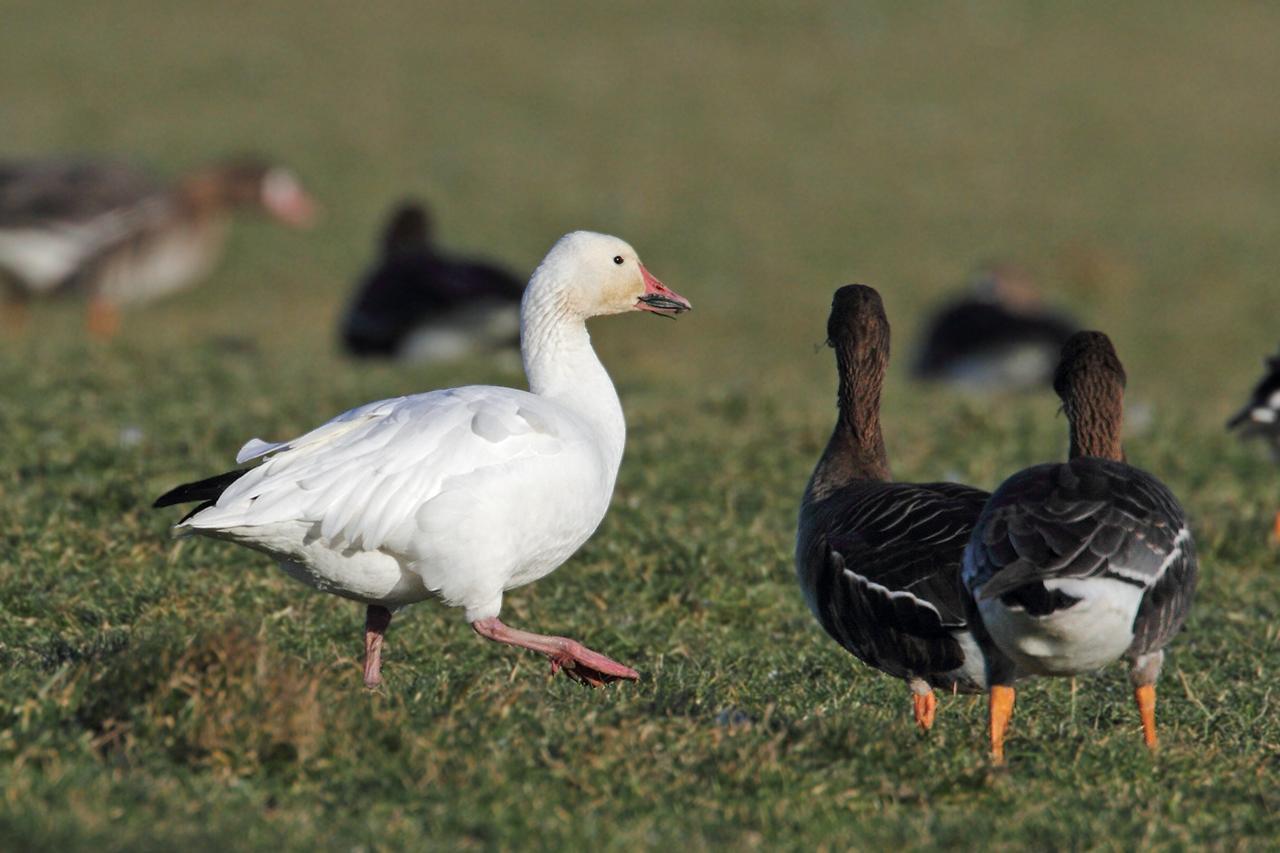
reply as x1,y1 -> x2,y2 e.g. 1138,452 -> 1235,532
178,500 -> 218,523
153,486 -> 183,509
153,469 -> 249,509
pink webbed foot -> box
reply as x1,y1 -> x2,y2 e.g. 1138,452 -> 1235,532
471,617 -> 639,687
545,642 -> 640,687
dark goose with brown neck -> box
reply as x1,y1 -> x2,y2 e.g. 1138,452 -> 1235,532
796,284 -> 1007,731
341,200 -> 524,362
912,264 -> 1079,393
962,331 -> 1198,762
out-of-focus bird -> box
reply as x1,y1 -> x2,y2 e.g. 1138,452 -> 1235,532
913,265 -> 1079,393
796,284 -> 1015,732
1226,346 -> 1280,539
0,156 -> 316,336
963,332 -> 1197,764
155,231 -> 691,689
341,201 -> 525,363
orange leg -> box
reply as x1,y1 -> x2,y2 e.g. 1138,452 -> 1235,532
989,685 -> 1016,765
1134,684 -> 1157,750
912,690 -> 938,732
1271,510 -> 1280,543
2,297 -> 27,334
86,300 -> 120,339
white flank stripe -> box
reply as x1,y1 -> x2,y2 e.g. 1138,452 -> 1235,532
842,567 -> 943,620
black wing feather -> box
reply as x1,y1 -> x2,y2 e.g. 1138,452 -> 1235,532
154,469 -> 248,509
0,159 -> 158,227
803,481 -> 988,686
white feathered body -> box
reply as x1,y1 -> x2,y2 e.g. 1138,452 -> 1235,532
180,382 -> 623,621
164,230 -> 683,628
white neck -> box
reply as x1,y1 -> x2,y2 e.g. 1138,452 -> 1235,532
520,274 -> 626,472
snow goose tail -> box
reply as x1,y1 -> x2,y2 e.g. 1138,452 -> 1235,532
962,331 -> 1198,763
155,231 -> 690,688
796,284 -> 1014,732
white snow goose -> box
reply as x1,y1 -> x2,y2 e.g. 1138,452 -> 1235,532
962,331 -> 1198,763
341,200 -> 525,362
154,231 -> 690,688
913,264 -> 1079,393
796,284 -> 1014,731
1226,346 -> 1280,539
0,156 -> 315,336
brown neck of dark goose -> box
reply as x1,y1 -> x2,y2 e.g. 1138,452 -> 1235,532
813,337 -> 891,493
177,169 -> 259,218
1064,376 -> 1125,462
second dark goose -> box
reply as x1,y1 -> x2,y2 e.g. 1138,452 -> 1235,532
962,331 -> 1198,763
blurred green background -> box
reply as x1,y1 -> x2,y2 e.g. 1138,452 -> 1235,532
6,0 -> 1279,402
1,1 -> 1277,849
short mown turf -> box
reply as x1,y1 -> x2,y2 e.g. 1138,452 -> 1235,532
1,2 -> 1278,849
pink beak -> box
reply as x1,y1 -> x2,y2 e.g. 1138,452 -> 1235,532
269,188 -> 319,228
262,176 -> 319,228
635,264 -> 691,316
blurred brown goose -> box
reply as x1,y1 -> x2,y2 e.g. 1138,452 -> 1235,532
796,284 -> 1014,732
0,156 -> 316,336
913,265 -> 1079,392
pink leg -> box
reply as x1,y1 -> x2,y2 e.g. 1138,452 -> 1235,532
471,617 -> 639,687
364,605 -> 392,688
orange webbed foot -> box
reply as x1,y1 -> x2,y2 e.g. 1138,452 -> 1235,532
912,690 -> 938,732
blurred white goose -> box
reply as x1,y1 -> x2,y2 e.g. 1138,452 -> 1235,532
155,231 -> 691,688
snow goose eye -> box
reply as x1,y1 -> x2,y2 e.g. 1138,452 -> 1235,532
613,255 -> 624,265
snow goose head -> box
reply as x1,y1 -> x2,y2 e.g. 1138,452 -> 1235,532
525,230 -> 690,320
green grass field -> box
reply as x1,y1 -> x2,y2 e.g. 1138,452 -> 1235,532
2,1 -> 1278,848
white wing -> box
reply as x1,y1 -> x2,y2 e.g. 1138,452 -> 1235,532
184,385 -> 581,554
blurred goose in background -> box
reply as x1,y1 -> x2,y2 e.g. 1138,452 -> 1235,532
0,155 -> 315,336
155,231 -> 690,689
1226,348 -> 1280,445
341,200 -> 525,362
1226,346 -> 1280,539
913,264 -> 1079,392
796,284 -> 1013,732
963,332 -> 1197,763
